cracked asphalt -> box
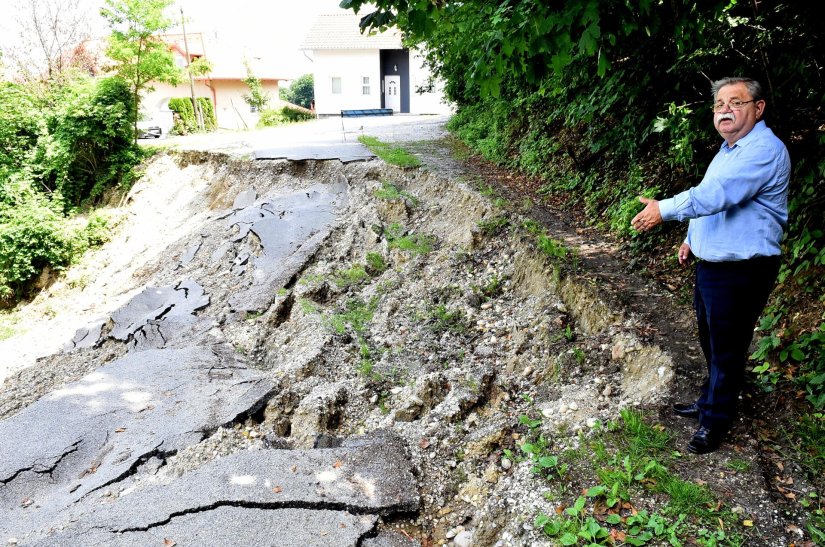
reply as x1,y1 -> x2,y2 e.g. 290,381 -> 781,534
0,124 -> 431,546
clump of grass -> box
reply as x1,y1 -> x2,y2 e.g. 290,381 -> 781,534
328,297 -> 378,335
521,218 -> 543,235
365,252 -> 387,275
477,215 -> 509,235
374,181 -> 420,206
332,264 -> 368,288
386,223 -> 434,255
429,304 -> 467,333
537,233 -> 569,259
358,135 -> 421,168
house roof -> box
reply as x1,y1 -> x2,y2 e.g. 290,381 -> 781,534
300,12 -> 402,51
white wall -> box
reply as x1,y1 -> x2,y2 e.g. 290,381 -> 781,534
313,49 -> 382,115
409,50 -> 453,115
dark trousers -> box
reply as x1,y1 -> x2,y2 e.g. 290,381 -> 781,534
694,256 -> 780,430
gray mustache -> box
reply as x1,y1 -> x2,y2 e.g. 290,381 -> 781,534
717,113 -> 735,121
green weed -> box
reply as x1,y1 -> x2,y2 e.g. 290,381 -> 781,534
333,264 -> 368,288
386,223 -> 434,255
365,252 -> 387,275
327,297 -> 378,335
374,181 -> 420,206
477,215 -> 509,235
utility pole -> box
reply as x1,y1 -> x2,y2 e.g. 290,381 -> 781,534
180,6 -> 204,130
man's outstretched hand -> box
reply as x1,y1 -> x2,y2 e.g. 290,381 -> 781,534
631,197 -> 663,232
678,242 -> 693,266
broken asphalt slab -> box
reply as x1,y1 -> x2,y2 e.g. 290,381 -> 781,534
0,346 -> 274,542
32,508 -> 378,547
20,432 -> 418,546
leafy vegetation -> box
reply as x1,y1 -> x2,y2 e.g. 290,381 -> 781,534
0,76 -> 142,301
385,223 -> 434,255
257,105 -> 314,128
100,0 -> 181,142
374,181 -> 419,206
514,409 -> 752,545
241,60 -> 271,113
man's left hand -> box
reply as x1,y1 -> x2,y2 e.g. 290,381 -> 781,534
631,197 -> 663,232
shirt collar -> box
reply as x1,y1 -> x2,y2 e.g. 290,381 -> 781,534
720,120 -> 767,150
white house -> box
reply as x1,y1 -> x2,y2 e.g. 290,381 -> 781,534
300,12 -> 451,116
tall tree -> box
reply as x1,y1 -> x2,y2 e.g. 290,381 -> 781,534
100,0 -> 181,142
280,73 -> 314,110
1,0 -> 92,90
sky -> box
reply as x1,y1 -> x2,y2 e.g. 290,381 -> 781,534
0,0 -> 350,80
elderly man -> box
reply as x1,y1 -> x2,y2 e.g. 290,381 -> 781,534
631,77 -> 790,454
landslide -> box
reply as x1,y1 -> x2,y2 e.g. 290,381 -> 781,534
0,145 -> 804,546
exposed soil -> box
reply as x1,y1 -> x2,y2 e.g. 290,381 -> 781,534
0,123 -> 820,546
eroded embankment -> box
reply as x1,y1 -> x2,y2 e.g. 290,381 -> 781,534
0,150 -> 677,545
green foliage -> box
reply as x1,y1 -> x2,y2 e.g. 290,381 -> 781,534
358,136 -> 421,168
257,105 -> 314,128
0,75 -> 142,299
279,73 -> 314,109
427,304 -> 466,334
365,252 -> 387,275
477,215 -> 509,236
374,181 -> 419,206
332,264 -> 368,289
0,83 -> 43,182
100,0 -> 182,141
385,223 -> 434,255
168,97 -> 216,134
241,61 -> 271,112
387,0 -> 825,415
46,77 -> 143,206
327,297 -> 378,335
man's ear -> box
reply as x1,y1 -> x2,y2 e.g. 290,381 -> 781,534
755,100 -> 766,120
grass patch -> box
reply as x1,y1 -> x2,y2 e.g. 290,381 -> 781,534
332,264 -> 368,288
477,215 -> 510,236
386,223 -> 434,255
374,181 -> 420,206
358,135 -> 421,168
365,252 -> 387,275
428,304 -> 467,334
327,297 -> 378,335
0,312 -> 20,341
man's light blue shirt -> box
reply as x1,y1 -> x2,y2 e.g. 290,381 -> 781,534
658,120 -> 790,262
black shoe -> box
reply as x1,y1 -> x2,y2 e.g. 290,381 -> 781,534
672,402 -> 700,419
687,426 -> 725,454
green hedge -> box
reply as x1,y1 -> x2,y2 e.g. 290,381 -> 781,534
168,97 -> 216,134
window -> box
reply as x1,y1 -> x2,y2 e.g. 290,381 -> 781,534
362,76 -> 371,95
331,77 -> 342,94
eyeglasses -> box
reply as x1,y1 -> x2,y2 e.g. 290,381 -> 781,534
711,99 -> 757,112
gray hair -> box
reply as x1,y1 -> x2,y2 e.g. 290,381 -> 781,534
711,77 -> 763,101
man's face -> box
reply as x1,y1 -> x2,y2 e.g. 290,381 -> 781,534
713,82 -> 765,146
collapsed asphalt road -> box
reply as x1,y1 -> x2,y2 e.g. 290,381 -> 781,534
5,118 -> 789,546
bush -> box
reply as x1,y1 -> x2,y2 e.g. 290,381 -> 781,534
169,97 -> 216,134
45,77 -> 143,207
257,105 -> 314,128
0,75 -> 137,301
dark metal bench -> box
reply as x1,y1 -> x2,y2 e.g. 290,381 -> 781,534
340,108 -> 394,117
